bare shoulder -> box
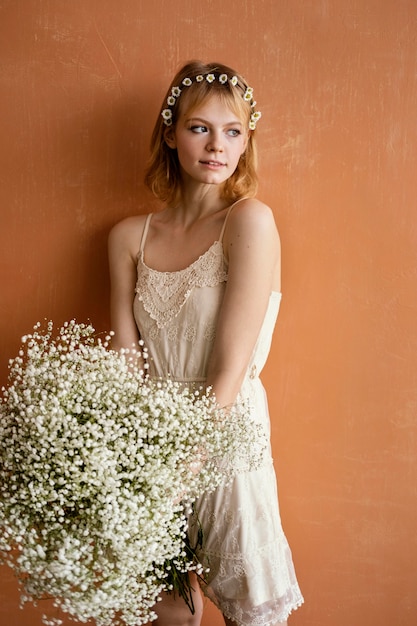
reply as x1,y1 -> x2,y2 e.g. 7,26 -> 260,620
223,198 -> 281,291
108,214 -> 148,242
224,198 -> 280,246
108,214 -> 149,258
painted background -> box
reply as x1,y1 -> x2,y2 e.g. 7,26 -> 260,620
1,1 -> 416,625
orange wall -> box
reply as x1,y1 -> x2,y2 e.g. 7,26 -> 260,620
1,2 -> 416,625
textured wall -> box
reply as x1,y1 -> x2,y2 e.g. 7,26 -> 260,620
0,1 -> 416,625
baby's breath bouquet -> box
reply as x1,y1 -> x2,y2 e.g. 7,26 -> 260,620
0,320 -> 264,626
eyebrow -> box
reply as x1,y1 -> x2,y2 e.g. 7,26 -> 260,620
186,116 -> 243,127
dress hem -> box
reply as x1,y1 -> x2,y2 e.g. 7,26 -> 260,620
203,586 -> 304,626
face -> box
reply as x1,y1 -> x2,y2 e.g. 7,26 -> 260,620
164,95 -> 249,188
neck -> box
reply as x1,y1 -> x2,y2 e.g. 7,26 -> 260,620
173,182 -> 228,222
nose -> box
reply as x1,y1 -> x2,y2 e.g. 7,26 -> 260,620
206,131 -> 223,152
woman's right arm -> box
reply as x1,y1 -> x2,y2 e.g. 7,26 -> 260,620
108,216 -> 145,353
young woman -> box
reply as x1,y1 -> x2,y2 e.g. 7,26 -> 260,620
108,60 -> 303,626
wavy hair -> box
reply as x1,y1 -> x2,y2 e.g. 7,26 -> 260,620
144,61 -> 259,206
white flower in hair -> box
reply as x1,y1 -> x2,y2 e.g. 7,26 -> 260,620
160,72 -> 262,130
243,87 -> 253,101
162,109 -> 173,124
249,110 -> 262,130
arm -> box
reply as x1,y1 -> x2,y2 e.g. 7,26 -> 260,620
108,216 -> 146,362
206,199 -> 281,406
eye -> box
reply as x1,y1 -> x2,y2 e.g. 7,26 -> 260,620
189,125 -> 208,133
226,128 -> 241,137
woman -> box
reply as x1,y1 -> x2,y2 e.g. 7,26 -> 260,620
108,60 -> 303,626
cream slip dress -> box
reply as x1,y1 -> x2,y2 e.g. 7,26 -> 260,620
133,204 -> 303,626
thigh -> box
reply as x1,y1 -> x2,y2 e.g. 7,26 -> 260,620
149,574 -> 203,626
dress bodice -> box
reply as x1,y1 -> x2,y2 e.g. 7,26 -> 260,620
133,213 -> 281,385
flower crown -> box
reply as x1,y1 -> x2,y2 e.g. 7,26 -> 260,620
161,72 -> 262,130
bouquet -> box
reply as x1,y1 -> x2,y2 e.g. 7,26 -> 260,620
0,320 -> 264,626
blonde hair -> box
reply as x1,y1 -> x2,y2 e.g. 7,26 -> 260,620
144,61 -> 259,206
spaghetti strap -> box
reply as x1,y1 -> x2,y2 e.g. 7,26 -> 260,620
139,213 -> 153,253
218,197 -> 248,242
142,199 -> 248,252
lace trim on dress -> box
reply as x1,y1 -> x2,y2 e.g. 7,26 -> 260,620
135,240 -> 228,329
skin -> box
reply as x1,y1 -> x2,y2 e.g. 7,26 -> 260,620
108,94 -> 286,626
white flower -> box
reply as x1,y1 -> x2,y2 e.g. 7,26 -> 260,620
249,110 -> 262,130
243,87 -> 253,101
0,320 -> 265,626
161,109 -> 173,125
161,76 -> 261,130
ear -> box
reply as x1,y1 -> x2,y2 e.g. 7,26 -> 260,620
164,126 -> 177,149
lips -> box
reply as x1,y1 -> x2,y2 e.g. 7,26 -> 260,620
200,160 -> 226,166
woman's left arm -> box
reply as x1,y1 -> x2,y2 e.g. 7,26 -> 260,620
206,199 -> 281,406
